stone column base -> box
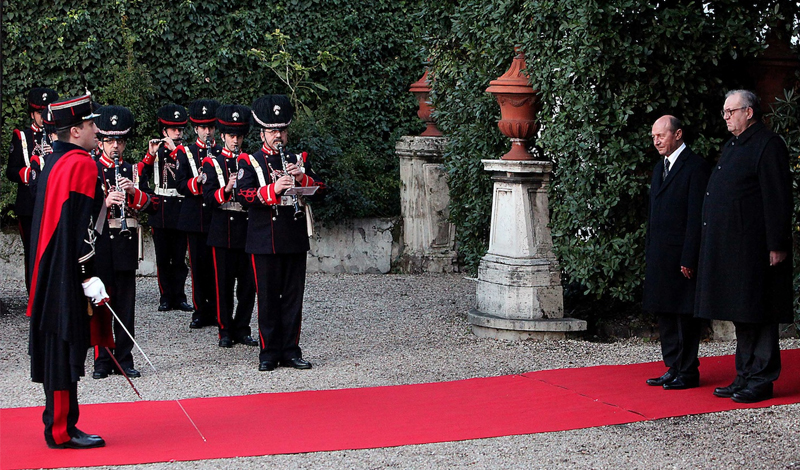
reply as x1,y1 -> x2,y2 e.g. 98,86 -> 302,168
468,309 -> 587,341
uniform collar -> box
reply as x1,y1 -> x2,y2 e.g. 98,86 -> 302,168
98,153 -> 115,168
31,123 -> 42,133
221,147 -> 235,158
262,143 -> 278,155
196,138 -> 216,149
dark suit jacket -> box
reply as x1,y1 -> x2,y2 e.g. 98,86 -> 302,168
643,146 -> 711,314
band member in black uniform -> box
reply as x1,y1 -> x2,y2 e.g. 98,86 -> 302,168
177,99 -> 221,329
141,104 -> 193,312
238,95 -> 326,371
91,105 -> 153,379
6,87 -> 58,291
29,108 -> 58,200
27,93 -> 111,449
203,104 -> 258,348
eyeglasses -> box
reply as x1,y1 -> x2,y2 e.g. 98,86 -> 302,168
721,107 -> 747,118
100,138 -> 127,145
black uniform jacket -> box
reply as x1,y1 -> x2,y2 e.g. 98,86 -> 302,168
94,153 -> 153,277
6,124 -> 45,217
695,121 -> 793,324
140,145 -> 184,229
176,139 -> 219,233
237,145 -> 325,255
202,147 -> 249,250
26,141 -> 104,346
643,147 -> 711,315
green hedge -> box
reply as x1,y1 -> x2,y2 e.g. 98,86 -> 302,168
1,0 -> 427,222
424,0 -> 799,306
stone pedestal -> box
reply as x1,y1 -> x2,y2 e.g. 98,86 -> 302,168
396,136 -> 458,273
469,160 -> 586,340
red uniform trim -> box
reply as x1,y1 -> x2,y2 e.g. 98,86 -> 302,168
19,167 -> 31,184
129,188 -> 148,210
215,188 -> 228,205
188,176 -> 199,195
237,153 -> 250,166
26,150 -> 97,317
52,390 -> 71,445
258,184 -> 278,206
142,152 -> 155,165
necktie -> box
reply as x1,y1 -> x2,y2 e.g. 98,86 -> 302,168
662,158 -> 670,181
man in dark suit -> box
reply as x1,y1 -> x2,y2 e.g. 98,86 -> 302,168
643,115 -> 711,390
696,90 -> 793,404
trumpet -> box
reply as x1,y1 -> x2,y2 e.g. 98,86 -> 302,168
276,143 -> 304,221
113,152 -> 132,238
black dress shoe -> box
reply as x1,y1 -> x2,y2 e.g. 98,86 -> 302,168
714,382 -> 746,398
662,376 -> 699,390
259,361 -> 277,371
732,386 -> 773,404
189,318 -> 214,329
236,335 -> 259,347
47,430 -> 105,449
177,301 -> 195,312
158,301 -> 171,312
646,370 -> 676,386
92,369 -> 109,380
280,357 -> 312,369
122,367 -> 141,378
219,337 -> 233,348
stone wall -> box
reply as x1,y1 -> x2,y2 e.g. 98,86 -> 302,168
0,217 -> 400,280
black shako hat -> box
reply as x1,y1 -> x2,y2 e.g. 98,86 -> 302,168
216,104 -> 251,136
251,95 -> 293,130
50,93 -> 100,130
95,105 -> 134,138
157,104 -> 188,130
189,99 -> 220,126
42,108 -> 57,135
28,87 -> 59,112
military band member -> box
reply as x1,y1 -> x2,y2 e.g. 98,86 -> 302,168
141,104 -> 192,313
202,104 -> 258,348
238,95 -> 326,371
6,87 -> 59,291
177,99 -> 221,329
27,93 -> 110,449
91,105 -> 153,379
29,108 -> 58,200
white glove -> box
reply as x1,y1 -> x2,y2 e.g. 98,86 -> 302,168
82,277 -> 109,306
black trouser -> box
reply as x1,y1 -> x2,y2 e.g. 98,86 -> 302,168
657,312 -> 701,379
94,270 -> 136,372
187,231 -> 217,325
252,253 -> 306,363
213,246 -> 255,340
19,215 -> 32,292
43,383 -> 79,446
734,322 -> 781,390
151,227 -> 188,307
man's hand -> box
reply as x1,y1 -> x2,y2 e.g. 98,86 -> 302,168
224,173 -> 236,193
274,175 -> 295,194
82,277 -> 109,306
117,176 -> 135,195
105,190 -> 125,208
680,266 -> 694,279
162,137 -> 177,152
770,251 -> 787,266
148,139 -> 163,156
285,162 -> 303,181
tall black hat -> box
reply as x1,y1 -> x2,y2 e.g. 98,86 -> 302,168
42,108 -> 57,135
216,104 -> 252,136
189,99 -> 220,126
49,93 -> 100,130
28,87 -> 59,113
251,95 -> 294,130
157,104 -> 188,130
95,105 -> 134,139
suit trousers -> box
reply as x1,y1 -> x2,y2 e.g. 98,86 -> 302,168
657,312 -> 701,378
151,227 -> 188,307
734,322 -> 781,390
43,383 -> 79,446
187,231 -> 217,325
94,270 -> 136,372
213,246 -> 255,340
252,252 -> 307,363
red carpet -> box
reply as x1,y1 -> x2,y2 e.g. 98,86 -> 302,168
2,350 -> 800,469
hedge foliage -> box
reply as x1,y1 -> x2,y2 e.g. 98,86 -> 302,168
424,0 -> 799,304
1,0 -> 427,222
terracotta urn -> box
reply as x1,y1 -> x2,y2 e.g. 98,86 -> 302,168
485,47 -> 542,160
409,69 -> 443,137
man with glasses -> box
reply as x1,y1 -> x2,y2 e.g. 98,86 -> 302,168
91,105 -> 153,380
695,89 -> 793,403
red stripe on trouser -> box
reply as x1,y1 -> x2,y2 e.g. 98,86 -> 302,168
52,390 -> 71,444
252,254 -> 264,348
213,247 -> 223,334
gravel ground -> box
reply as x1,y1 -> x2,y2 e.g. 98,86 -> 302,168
1,274 -> 799,469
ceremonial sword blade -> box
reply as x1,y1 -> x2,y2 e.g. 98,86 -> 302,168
104,301 -> 157,374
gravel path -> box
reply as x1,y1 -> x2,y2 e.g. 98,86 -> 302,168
1,274 -> 799,469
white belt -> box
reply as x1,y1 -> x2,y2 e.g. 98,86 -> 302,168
154,188 -> 183,197
280,196 -> 305,207
220,202 -> 246,212
108,218 -> 139,229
